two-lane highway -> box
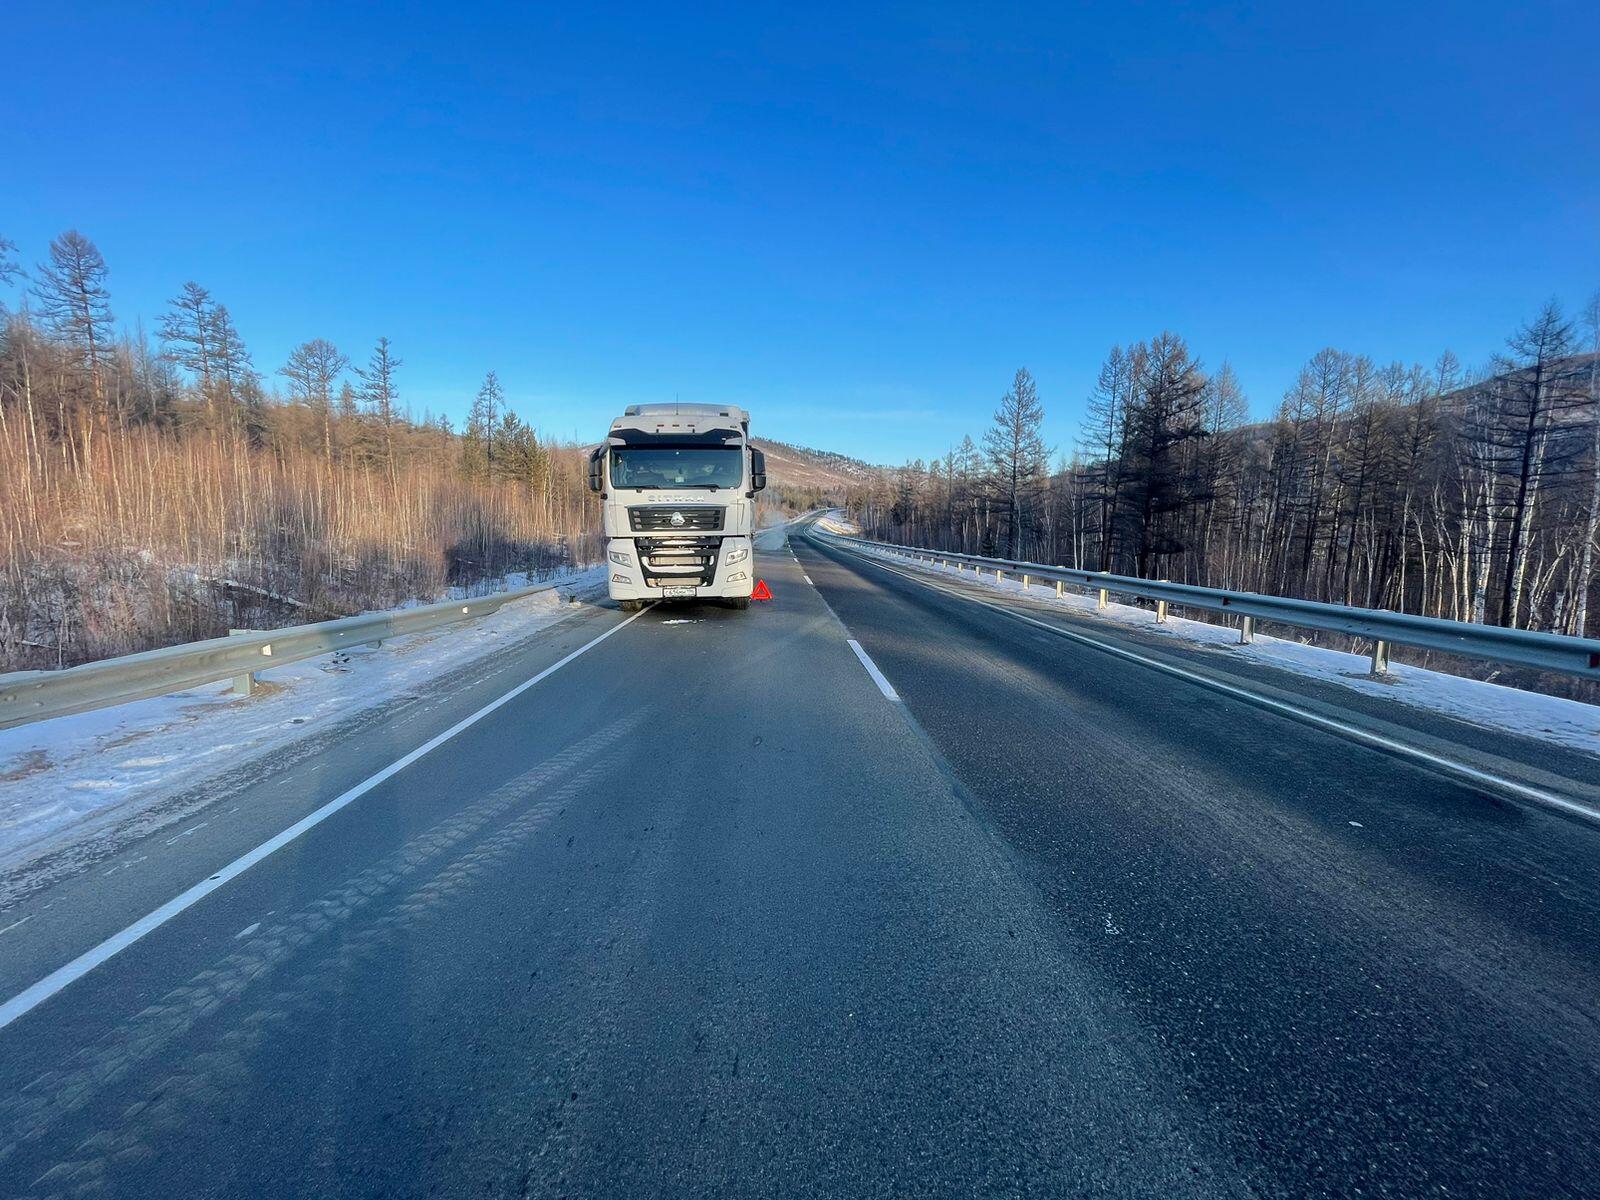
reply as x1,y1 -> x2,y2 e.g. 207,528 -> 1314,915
1,524 -> 1597,1198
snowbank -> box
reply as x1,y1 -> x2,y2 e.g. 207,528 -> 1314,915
0,567 -> 605,873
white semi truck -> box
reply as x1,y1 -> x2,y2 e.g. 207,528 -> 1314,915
588,403 -> 767,611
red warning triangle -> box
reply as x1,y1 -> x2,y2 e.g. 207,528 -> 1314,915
751,579 -> 773,601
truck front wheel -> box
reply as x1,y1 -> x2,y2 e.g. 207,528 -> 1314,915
725,597 -> 750,611
619,599 -> 644,613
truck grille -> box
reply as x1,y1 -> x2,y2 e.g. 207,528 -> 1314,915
629,506 -> 724,532
636,536 -> 721,587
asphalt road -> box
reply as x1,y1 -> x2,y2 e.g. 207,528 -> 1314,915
1,524 -> 1597,1198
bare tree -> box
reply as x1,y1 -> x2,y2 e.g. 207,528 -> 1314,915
31,230 -> 114,459
0,236 -> 21,292
983,367 -> 1048,559
279,339 -> 348,465
160,282 -> 218,422
1191,361 -> 1248,583
1574,294 -> 1600,636
1475,303 -> 1586,626
1081,345 -> 1136,570
209,303 -> 261,437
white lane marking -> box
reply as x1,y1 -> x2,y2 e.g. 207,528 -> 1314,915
0,606 -> 648,1033
0,915 -> 33,938
830,540 -> 1600,824
234,922 -> 260,939
848,639 -> 901,701
803,575 -> 813,585
164,821 -> 209,846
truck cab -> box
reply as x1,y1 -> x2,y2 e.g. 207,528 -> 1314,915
588,404 -> 766,611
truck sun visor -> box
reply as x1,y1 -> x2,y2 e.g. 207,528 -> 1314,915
607,428 -> 741,446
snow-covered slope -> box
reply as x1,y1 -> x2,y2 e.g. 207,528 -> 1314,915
0,569 -> 605,883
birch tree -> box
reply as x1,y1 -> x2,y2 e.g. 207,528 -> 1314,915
1573,294 -> 1600,636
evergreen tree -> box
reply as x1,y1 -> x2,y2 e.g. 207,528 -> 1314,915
356,336 -> 402,488
1119,333 -> 1209,579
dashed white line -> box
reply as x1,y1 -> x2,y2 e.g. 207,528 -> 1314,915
0,915 -> 33,938
848,639 -> 901,701
165,821 -> 209,846
234,922 -> 261,939
0,605 -> 650,1034
803,574 -> 813,584
832,539 -> 1600,824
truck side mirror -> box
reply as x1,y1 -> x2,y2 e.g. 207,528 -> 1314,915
588,447 -> 605,494
750,448 -> 767,494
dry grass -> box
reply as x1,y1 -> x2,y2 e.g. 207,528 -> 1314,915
0,423 -> 597,670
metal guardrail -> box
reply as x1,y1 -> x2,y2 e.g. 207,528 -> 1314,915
825,533 -> 1600,679
0,581 -> 567,730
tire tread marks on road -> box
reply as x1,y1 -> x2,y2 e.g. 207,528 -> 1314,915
0,715 -> 642,1198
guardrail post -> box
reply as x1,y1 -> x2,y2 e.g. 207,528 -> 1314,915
1371,639 -> 1391,676
1021,574 -> 1031,589
229,629 -> 260,696
1156,599 -> 1169,623
1240,615 -> 1255,643
1055,581 -> 1064,598
995,568 -> 1004,583
1097,588 -> 1108,609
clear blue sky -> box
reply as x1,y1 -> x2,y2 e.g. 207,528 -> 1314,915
4,1 -> 1597,463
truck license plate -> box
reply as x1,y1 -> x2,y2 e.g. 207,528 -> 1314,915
661,586 -> 696,598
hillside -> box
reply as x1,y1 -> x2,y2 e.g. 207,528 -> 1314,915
751,437 -> 883,495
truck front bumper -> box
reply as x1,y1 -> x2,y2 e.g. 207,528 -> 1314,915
606,535 -> 754,601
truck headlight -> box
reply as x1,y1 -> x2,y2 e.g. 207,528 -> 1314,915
609,549 -> 633,567
724,547 -> 749,565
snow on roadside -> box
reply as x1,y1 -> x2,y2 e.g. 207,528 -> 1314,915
0,567 -> 606,871
834,538 -> 1600,755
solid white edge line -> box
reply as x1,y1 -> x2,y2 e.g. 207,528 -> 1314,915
822,537 -> 1600,824
848,639 -> 901,701
0,605 -> 650,1033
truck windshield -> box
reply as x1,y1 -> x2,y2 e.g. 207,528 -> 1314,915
610,446 -> 743,489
